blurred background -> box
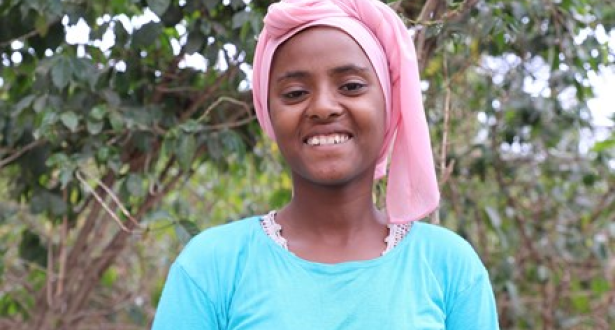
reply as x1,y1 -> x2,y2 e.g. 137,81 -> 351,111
0,0 -> 613,329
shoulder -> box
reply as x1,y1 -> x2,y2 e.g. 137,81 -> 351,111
174,216 -> 263,279
408,221 -> 489,293
179,216 -> 260,255
410,221 -> 480,259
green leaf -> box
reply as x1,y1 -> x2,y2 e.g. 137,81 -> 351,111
59,167 -> 74,188
86,120 -> 104,135
269,188 -> 291,209
126,174 -> 145,198
132,22 -> 163,48
101,268 -> 118,288
38,110 -> 59,133
151,279 -> 165,308
229,0 -> 245,9
90,22 -> 109,41
49,193 -> 68,216
232,11 -> 251,29
221,130 -> 245,155
177,220 -> 201,237
590,277 -> 610,295
161,4 -> 183,27
18,230 -> 48,267
13,95 -> 36,116
102,90 -> 121,108
147,0 -> 170,17
113,20 -> 130,47
71,58 -> 99,89
177,135 -> 196,171
90,106 -> 107,120
591,138 -> 615,152
109,111 -> 124,130
571,292 -> 590,313
46,153 -> 70,167
184,30 -> 205,55
35,14 -> 49,36
33,95 -> 48,113
203,0 -> 218,11
179,119 -> 202,133
96,146 -> 111,162
60,111 -> 79,132
51,57 -> 72,89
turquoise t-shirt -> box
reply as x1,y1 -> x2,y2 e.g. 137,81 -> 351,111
152,217 -> 499,329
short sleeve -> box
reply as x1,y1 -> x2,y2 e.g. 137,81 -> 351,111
152,263 -> 220,330
445,272 -> 499,330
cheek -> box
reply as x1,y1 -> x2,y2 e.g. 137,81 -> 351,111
269,106 -> 297,142
368,104 -> 387,140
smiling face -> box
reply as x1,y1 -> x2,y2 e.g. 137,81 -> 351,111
268,26 -> 386,187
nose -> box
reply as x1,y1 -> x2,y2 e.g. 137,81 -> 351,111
306,88 -> 342,121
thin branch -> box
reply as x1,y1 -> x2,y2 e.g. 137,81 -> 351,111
154,86 -> 202,94
0,30 -> 40,48
80,171 -> 139,227
46,238 -> 54,307
75,171 -> 133,233
402,0 -> 479,26
201,116 -> 254,131
180,66 -> 240,122
65,173 -> 114,268
152,50 -> 186,104
65,167 -> 190,319
198,96 -> 252,122
56,195 -> 69,298
439,55 -> 454,187
0,139 -> 46,169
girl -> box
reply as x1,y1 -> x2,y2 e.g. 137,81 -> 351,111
153,0 -> 499,328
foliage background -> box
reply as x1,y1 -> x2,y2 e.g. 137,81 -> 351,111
0,0 -> 613,329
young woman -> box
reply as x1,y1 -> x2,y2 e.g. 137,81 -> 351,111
152,0 -> 499,329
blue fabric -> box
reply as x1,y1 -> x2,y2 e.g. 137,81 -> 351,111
152,217 -> 499,329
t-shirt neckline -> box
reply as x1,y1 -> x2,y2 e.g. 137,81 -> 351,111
254,214 -> 420,272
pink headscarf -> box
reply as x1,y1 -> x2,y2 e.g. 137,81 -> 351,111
252,0 -> 440,223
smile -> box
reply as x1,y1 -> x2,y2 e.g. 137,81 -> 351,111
305,133 -> 351,146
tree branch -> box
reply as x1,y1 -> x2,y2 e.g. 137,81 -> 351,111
0,139 -> 47,169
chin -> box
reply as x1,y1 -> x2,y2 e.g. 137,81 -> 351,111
295,167 -> 368,188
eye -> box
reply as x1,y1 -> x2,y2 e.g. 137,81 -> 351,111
282,90 -> 308,99
340,82 -> 367,93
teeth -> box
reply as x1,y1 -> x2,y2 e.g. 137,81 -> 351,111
306,134 -> 350,146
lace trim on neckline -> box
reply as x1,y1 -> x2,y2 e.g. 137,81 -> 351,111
260,211 -> 411,256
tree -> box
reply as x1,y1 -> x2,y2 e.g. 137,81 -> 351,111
0,0 -> 613,329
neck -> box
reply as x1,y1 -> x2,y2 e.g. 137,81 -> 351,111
277,171 -> 386,236
274,171 -> 389,263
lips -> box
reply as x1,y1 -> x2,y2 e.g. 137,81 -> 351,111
305,133 -> 351,146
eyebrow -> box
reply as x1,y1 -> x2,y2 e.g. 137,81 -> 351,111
275,64 -> 369,83
329,64 -> 369,75
276,70 -> 308,82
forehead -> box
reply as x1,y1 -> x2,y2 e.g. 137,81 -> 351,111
270,26 -> 373,75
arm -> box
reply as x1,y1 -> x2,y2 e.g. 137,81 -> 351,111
152,263 -> 220,330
